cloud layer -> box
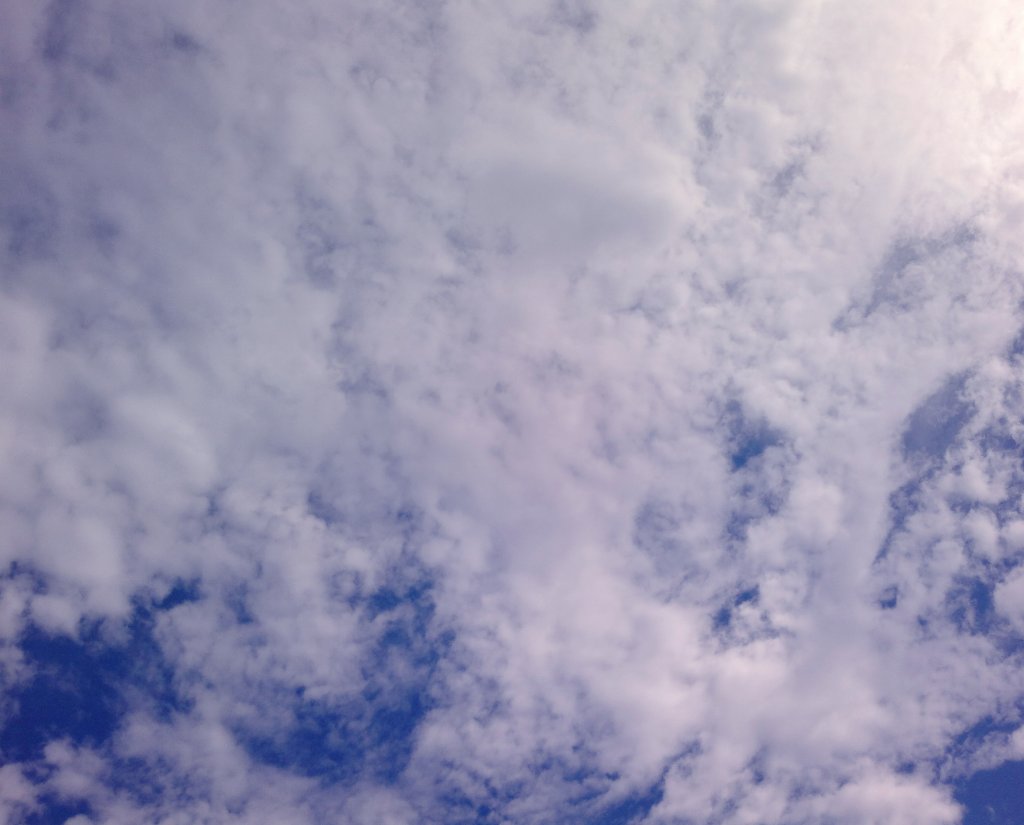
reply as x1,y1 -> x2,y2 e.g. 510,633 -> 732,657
2,1 -> 1024,823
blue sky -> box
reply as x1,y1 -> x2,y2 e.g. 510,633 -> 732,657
2,1 -> 1024,823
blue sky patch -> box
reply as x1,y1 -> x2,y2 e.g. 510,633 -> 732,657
956,760 -> 1024,825
1,585 -> 197,764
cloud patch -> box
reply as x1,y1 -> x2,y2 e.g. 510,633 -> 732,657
2,0 -> 1024,822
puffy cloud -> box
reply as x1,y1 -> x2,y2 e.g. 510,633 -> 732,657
1,0 -> 1023,822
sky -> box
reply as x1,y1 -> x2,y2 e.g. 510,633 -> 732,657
1,1 -> 1024,823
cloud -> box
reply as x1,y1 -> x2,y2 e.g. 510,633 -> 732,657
1,0 -> 1023,822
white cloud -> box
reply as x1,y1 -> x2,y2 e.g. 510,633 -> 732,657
995,571 -> 1024,635
2,0 -> 1023,822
